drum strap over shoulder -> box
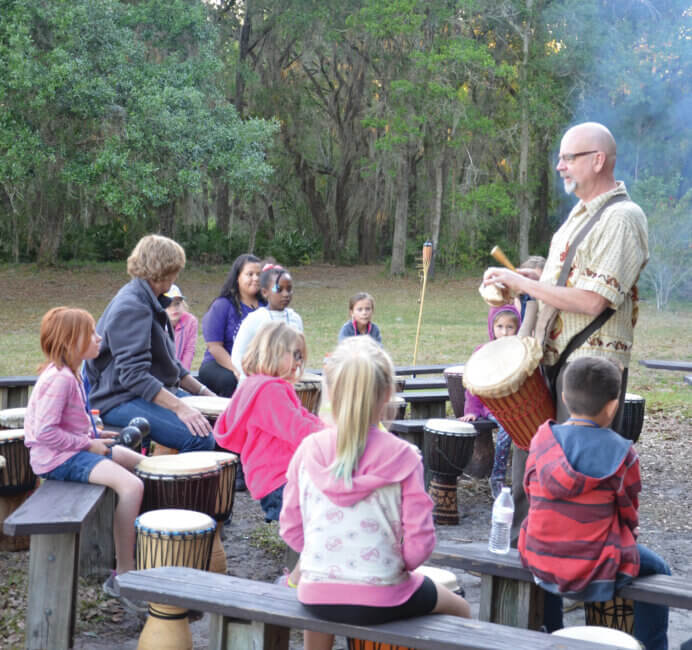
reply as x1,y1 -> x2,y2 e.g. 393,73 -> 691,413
541,194 -> 627,401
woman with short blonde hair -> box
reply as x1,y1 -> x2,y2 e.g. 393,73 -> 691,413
85,234 -> 215,453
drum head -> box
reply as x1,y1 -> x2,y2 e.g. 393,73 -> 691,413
136,508 -> 216,533
136,452 -> 219,476
0,429 -> 25,443
180,396 -> 230,417
625,392 -> 644,402
463,336 -> 543,399
553,627 -> 642,649
443,365 -> 465,377
414,566 -> 459,593
190,451 -> 238,468
0,408 -> 27,429
423,418 -> 476,437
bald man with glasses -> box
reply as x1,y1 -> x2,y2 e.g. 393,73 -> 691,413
483,122 -> 649,547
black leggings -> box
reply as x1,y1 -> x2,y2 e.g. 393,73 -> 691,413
198,359 -> 238,397
302,576 -> 437,626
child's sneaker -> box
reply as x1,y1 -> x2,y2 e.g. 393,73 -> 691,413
103,571 -> 148,618
102,571 -> 120,598
274,568 -> 296,588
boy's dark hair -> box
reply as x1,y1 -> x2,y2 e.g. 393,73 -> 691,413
563,357 -> 621,417
218,253 -> 262,316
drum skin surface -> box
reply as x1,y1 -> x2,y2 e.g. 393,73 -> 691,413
463,337 -> 555,450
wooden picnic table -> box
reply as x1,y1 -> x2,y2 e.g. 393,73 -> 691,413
639,359 -> 692,372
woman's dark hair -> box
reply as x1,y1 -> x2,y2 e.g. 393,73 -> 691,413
218,254 -> 262,317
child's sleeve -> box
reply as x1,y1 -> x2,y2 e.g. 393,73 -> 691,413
279,444 -> 305,552
372,323 -> 382,344
463,389 -> 486,418
230,312 -> 259,379
180,315 -> 198,370
617,450 -> 641,533
399,461 -> 436,570
337,322 -> 351,342
28,374 -> 92,452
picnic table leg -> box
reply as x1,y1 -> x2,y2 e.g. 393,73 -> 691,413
479,574 -> 544,630
209,615 -> 290,650
25,532 -> 79,650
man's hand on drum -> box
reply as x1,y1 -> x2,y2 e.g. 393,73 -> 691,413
175,401 -> 213,437
458,414 -> 477,422
483,266 -> 538,294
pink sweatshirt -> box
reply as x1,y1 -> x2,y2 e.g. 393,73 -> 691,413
213,374 -> 324,499
280,426 -> 435,606
23,364 -> 93,475
173,311 -> 198,370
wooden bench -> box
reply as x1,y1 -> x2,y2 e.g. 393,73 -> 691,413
399,389 -> 449,419
0,375 -> 36,409
430,542 -> 692,630
639,359 -> 692,372
405,376 -> 448,390
395,364 -> 450,376
3,480 -> 115,650
117,567 -> 615,649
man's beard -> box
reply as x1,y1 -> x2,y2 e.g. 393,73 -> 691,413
563,178 -> 577,194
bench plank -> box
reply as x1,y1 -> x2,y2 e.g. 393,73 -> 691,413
3,481 -> 107,536
118,568 -> 615,650
432,542 -> 692,610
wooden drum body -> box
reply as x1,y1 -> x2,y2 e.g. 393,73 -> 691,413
584,597 -> 635,635
294,372 -> 323,414
0,429 -> 37,551
135,453 -> 220,516
443,365 -> 465,419
135,509 -> 216,650
621,393 -> 645,443
423,419 -> 476,525
185,451 -> 239,574
463,337 -> 555,451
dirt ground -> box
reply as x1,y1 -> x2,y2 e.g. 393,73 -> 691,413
1,411 -> 691,649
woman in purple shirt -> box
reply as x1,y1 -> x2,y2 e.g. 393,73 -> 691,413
198,254 -> 264,397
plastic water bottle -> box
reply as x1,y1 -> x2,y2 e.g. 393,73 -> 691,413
488,486 -> 514,554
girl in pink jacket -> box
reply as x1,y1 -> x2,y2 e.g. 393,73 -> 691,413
23,308 -> 143,601
280,337 -> 470,650
214,321 -> 324,521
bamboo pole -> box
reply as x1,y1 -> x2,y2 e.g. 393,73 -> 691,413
412,241 -> 433,366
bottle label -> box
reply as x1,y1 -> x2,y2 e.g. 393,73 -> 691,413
492,505 -> 514,525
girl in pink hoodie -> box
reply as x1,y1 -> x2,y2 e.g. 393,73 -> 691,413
280,337 -> 470,650
214,321 -> 324,521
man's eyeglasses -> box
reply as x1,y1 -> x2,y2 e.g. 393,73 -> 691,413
293,349 -> 304,363
556,150 -> 599,164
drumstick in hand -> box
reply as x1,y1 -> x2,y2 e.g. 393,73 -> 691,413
490,246 -> 516,271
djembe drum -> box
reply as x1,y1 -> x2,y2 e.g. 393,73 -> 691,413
180,395 -> 230,426
0,429 -> 37,551
423,419 -> 477,525
295,372 -> 322,414
584,597 -> 635,635
135,509 -> 216,650
463,337 -> 555,451
443,365 -> 465,418
0,408 -> 27,430
621,393 -> 645,443
553,626 -> 642,649
185,451 -> 238,573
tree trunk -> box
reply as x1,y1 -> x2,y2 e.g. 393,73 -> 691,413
428,157 -> 444,279
158,202 -> 176,237
390,155 -> 409,275
215,181 -> 230,235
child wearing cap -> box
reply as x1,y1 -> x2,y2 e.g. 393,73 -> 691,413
165,284 -> 198,370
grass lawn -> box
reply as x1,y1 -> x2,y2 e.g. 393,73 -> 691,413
1,262 -> 690,417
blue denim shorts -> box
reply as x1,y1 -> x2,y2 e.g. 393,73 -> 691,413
41,450 -> 112,483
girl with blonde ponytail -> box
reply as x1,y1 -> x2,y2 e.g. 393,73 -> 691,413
280,337 -> 470,650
